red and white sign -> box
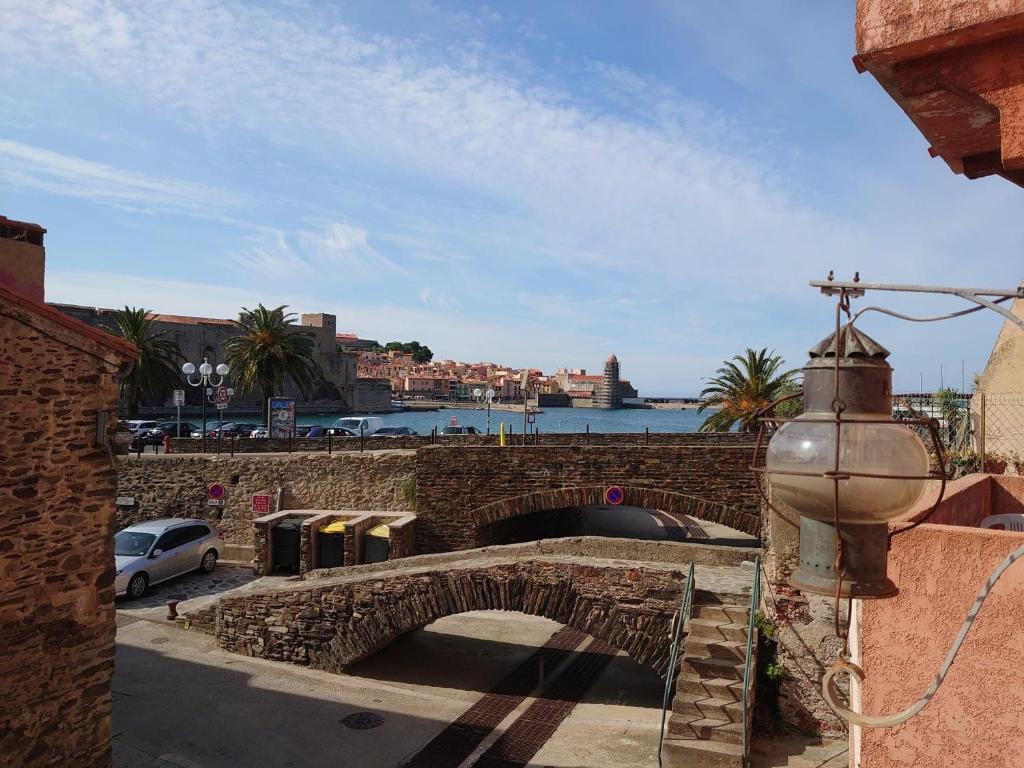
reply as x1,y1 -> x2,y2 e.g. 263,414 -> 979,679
450,415 -> 458,426
215,385 -> 230,410
605,485 -> 625,506
251,494 -> 271,514
208,483 -> 226,500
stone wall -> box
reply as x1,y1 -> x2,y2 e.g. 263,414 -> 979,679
213,556 -> 687,674
116,452 -> 416,549
167,431 -> 756,454
414,444 -> 761,553
1,287 -> 134,767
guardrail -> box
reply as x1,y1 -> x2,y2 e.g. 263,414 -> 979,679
741,554 -> 762,757
658,561 -> 695,767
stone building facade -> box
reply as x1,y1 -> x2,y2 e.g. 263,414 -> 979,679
593,353 -> 624,409
0,214 -> 46,303
52,304 -> 391,414
0,281 -> 136,767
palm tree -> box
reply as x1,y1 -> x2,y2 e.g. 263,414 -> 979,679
224,304 -> 320,424
698,348 -> 798,432
106,307 -> 183,417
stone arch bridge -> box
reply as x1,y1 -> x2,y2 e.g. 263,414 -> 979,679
203,544 -> 754,676
413,444 -> 762,553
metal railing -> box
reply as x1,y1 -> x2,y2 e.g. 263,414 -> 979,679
658,561 -> 695,767
741,554 -> 762,757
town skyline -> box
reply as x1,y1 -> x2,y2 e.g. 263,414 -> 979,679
3,1 -> 1021,395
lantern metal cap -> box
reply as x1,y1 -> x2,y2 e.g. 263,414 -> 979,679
809,324 -> 889,364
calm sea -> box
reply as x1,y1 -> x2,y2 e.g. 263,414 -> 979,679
294,406 -> 710,434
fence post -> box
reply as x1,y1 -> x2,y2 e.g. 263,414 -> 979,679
328,433 -> 333,455
645,426 -> 650,446
288,430 -> 292,454
979,392 -> 987,473
230,436 -> 235,457
586,424 -> 590,445
360,425 -> 365,453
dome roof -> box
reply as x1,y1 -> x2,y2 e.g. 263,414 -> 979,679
606,353 -> 618,364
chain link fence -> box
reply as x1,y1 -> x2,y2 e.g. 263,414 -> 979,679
895,392 -> 1024,478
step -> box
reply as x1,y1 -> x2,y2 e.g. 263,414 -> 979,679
668,716 -> 744,745
661,737 -> 744,768
681,654 -> 746,682
692,604 -> 750,625
684,636 -> 749,663
687,618 -> 749,643
676,674 -> 744,702
671,693 -> 744,723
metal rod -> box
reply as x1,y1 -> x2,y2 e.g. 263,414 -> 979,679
741,555 -> 762,757
811,279 -> 1024,298
657,561 -> 694,767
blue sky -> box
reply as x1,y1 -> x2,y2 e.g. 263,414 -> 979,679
1,1 -> 1021,396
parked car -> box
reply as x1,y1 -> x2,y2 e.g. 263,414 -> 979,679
372,426 -> 419,437
441,425 -> 481,435
199,422 -> 260,439
250,426 -> 269,438
124,420 -> 161,434
142,421 -> 199,444
114,518 -> 224,599
332,416 -> 385,435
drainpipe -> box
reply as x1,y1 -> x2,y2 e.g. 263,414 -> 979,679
276,486 -> 286,513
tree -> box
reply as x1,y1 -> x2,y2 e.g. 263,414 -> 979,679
383,340 -> 433,363
224,305 -> 321,423
105,307 -> 183,418
698,348 -> 798,432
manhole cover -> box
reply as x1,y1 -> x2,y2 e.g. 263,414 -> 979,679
341,712 -> 384,730
150,637 -> 169,645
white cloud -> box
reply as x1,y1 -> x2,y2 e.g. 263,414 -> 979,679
0,138 -> 237,215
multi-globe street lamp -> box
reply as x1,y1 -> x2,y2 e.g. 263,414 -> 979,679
181,357 -> 232,442
473,387 -> 497,434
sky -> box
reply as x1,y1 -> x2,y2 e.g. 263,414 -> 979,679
1,0 -> 1021,396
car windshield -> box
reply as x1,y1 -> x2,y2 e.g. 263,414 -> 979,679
115,531 -> 156,557
333,419 -> 363,430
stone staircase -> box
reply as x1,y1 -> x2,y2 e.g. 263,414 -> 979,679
663,601 -> 757,768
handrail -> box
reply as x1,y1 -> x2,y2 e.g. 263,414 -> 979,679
658,561 -> 695,767
741,555 -> 762,757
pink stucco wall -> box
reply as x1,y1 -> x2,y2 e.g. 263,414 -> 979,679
859,523 -> 1024,767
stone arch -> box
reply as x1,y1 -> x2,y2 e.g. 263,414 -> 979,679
470,485 -> 760,538
215,558 -> 685,675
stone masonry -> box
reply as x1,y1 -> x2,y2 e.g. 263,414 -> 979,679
415,444 -> 761,553
213,555 -> 689,675
116,451 -> 416,549
0,283 -> 136,767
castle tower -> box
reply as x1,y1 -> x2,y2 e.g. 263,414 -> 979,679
595,353 -> 623,409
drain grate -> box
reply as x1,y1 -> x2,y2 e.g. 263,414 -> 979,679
341,712 -> 385,730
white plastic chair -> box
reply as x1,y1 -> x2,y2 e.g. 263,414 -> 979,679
980,514 -> 1024,532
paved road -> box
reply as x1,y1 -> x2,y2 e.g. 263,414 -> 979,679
112,610 -> 664,768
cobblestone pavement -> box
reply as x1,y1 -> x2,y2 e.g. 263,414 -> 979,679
115,564 -> 290,622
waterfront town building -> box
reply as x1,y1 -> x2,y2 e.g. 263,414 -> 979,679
53,304 -> 391,414
593,353 -> 625,409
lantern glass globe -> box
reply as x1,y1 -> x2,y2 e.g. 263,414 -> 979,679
486,389 -> 495,399
473,388 -> 482,398
181,362 -> 196,376
216,363 -> 229,376
766,413 -> 929,524
199,362 -> 213,376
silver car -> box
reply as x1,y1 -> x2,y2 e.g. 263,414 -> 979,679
114,518 -> 223,599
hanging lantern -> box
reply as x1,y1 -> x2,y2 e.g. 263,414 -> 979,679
759,324 -> 940,599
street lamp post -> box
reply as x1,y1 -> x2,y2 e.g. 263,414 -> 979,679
473,387 -> 497,434
181,357 -> 231,449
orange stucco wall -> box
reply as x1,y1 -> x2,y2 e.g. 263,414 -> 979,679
859,523 -> 1024,767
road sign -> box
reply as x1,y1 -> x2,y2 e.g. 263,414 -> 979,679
605,486 -> 625,506
172,389 -> 185,406
251,495 -> 271,514
207,499 -> 225,507
215,385 -> 230,410
269,398 -> 296,438
450,415 -> 458,426
208,483 -> 226,500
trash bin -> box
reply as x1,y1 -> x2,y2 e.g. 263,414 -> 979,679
272,518 -> 302,574
319,521 -> 346,568
364,523 -> 391,564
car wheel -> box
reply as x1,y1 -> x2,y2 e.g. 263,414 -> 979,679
126,573 -> 148,600
200,549 -> 218,574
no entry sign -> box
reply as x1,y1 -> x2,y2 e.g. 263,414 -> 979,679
605,486 -> 625,506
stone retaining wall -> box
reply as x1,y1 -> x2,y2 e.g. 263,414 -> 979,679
116,452 -> 416,547
415,444 -> 761,553
213,556 -> 687,674
168,431 -> 755,454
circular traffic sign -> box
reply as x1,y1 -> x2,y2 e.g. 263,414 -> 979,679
605,486 -> 625,506
208,483 -> 226,500
216,385 -> 229,405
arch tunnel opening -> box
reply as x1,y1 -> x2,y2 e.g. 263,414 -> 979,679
477,503 -> 758,549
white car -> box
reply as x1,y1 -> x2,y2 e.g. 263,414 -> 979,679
250,427 -> 269,438
114,519 -> 223,599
